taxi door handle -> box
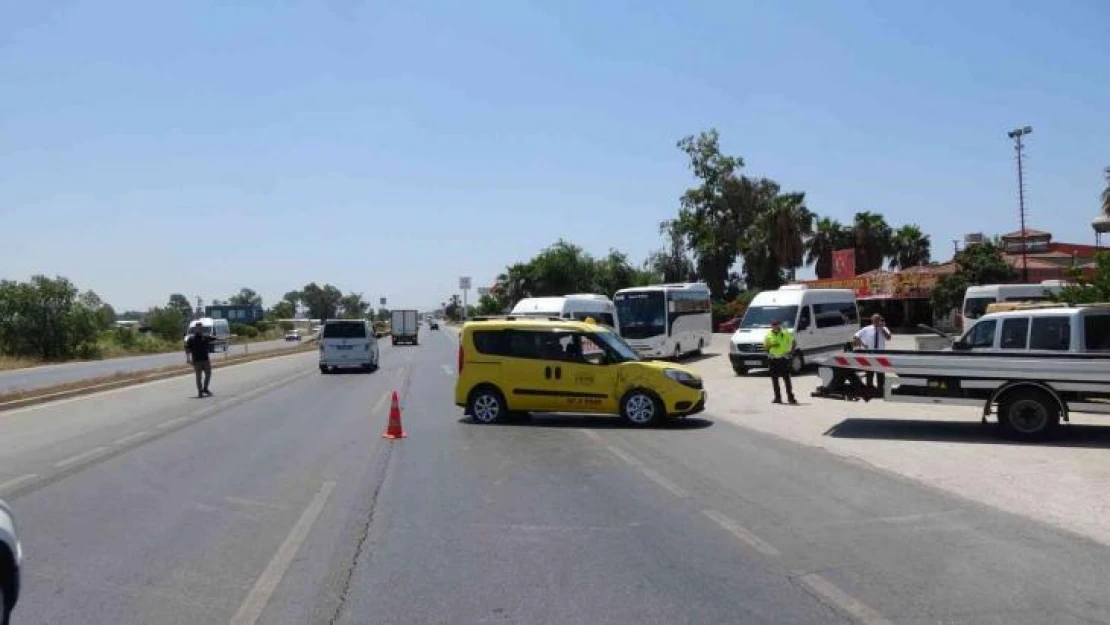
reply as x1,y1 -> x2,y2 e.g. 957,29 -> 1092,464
545,366 -> 552,379
554,366 -> 562,380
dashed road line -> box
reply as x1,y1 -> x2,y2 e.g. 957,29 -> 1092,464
372,391 -> 391,415
702,509 -> 780,557
795,572 -> 894,625
0,474 -> 38,495
441,364 -> 454,376
112,430 -> 151,446
157,416 -> 193,430
638,466 -> 689,498
54,446 -> 110,468
230,480 -> 337,625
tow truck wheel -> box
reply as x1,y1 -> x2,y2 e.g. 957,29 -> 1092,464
998,387 -> 1060,441
790,351 -> 805,374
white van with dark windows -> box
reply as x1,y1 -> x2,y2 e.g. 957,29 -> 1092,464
181,317 -> 231,353
509,294 -> 618,330
960,281 -> 1067,331
729,286 -> 859,375
319,319 -> 380,374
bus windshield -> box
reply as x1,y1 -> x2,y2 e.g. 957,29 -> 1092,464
615,292 -> 665,339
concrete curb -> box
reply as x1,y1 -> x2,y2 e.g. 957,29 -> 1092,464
0,340 -> 318,412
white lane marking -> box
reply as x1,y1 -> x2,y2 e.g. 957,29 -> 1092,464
0,474 -> 38,494
157,416 -> 193,430
54,446 -> 110,468
579,429 -> 602,442
112,430 -> 151,446
702,509 -> 780,557
230,480 -> 337,625
795,573 -> 894,625
441,364 -> 454,376
589,436 -> 689,498
638,467 -> 689,498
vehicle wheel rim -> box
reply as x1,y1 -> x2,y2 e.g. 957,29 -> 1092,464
473,394 -> 500,423
1009,399 -> 1048,433
792,353 -> 803,373
626,394 -> 655,424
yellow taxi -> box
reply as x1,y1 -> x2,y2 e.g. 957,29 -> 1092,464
454,317 -> 706,426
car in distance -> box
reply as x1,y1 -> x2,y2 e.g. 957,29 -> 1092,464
284,330 -> 301,341
319,319 -> 380,374
455,317 -> 706,427
429,319 -> 439,330
0,499 -> 22,625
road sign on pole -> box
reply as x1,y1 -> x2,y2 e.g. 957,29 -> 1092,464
379,297 -> 386,306
477,287 -> 490,297
459,276 -> 472,321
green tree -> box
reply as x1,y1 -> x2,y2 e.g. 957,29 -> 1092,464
805,217 -> 852,279
1053,251 -> 1110,304
931,241 -> 1018,315
735,176 -> 789,290
526,239 -> 599,295
144,306 -> 187,342
672,129 -> 749,299
282,290 -> 302,316
0,275 -> 101,360
444,294 -> 462,321
338,292 -> 369,319
267,300 -> 295,320
475,293 -> 503,316
851,212 -> 892,274
79,291 -> 116,332
889,224 -> 932,270
376,307 -> 391,322
229,287 -> 262,307
168,293 -> 194,320
646,221 -> 696,283
300,282 -> 343,320
763,191 -> 813,280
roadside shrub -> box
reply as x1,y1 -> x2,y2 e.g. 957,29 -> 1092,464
231,323 -> 259,339
278,320 -> 295,332
254,320 -> 274,333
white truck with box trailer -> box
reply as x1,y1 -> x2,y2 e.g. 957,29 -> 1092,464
390,309 -> 419,346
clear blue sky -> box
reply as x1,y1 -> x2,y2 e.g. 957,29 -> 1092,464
2,0 -> 1107,311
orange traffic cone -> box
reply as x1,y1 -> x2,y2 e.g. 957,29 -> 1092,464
382,390 -> 407,439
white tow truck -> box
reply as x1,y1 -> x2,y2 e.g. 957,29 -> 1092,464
811,303 -> 1110,441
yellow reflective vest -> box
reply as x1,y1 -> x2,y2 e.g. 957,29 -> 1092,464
764,328 -> 794,359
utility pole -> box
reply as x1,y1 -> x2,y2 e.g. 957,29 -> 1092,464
952,240 -> 960,256
1007,126 -> 1033,282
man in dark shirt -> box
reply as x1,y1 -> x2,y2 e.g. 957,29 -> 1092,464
185,322 -> 217,398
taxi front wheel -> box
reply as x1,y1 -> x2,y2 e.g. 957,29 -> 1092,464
621,390 -> 662,427
468,386 -> 506,424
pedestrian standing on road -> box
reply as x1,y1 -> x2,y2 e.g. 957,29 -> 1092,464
185,322 -> 216,398
763,319 -> 798,405
853,313 -> 892,392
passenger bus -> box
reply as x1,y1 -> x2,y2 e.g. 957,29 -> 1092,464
613,283 -> 712,359
960,281 -> 1067,330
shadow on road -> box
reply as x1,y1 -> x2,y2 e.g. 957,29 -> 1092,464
824,417 -> 1110,448
676,351 -> 721,365
458,415 -> 714,431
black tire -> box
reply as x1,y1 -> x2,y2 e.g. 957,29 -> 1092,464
620,389 -> 663,427
790,350 -> 805,375
361,363 -> 373,373
468,386 -> 506,424
0,580 -> 8,625
733,366 -> 748,376
319,366 -> 328,374
672,344 -> 681,360
997,387 -> 1061,441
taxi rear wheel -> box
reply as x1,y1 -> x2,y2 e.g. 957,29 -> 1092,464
468,386 -> 506,424
621,390 -> 662,427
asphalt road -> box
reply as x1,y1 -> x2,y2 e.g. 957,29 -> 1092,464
2,326 -> 1109,624
0,338 -> 301,395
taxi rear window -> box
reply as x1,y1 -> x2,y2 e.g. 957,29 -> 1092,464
472,330 -> 508,355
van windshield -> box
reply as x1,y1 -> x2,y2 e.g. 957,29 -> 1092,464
741,305 -> 798,329
323,321 -> 367,339
963,297 -> 994,320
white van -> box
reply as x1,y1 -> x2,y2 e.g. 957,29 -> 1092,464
182,317 -> 231,353
960,281 -> 1067,331
319,319 -> 380,374
509,294 -> 618,330
729,286 -> 859,375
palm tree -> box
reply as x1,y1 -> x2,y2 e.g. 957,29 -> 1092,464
764,192 -> 813,280
888,224 -> 932,270
852,212 -> 892,273
805,217 -> 851,279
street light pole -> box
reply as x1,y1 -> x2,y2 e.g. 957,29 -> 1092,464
1007,126 -> 1032,282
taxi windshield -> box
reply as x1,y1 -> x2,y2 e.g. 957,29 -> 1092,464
590,329 -> 640,363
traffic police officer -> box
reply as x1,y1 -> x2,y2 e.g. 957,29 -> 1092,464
763,318 -> 798,404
